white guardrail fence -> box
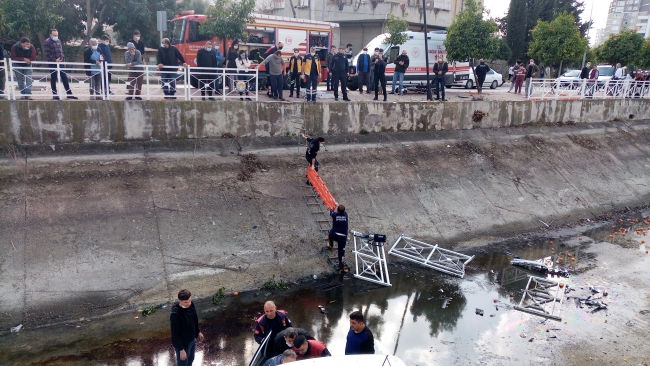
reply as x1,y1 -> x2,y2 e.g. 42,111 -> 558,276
0,58 -> 259,101
526,77 -> 650,100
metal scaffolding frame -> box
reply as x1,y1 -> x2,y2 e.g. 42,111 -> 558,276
387,235 -> 474,278
351,231 -> 391,287
514,276 -> 565,322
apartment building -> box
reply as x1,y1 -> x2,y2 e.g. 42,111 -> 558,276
264,0 -> 472,50
596,0 -> 650,46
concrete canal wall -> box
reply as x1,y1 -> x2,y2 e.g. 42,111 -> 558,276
1,99 -> 648,145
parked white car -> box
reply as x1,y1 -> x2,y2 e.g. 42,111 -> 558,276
457,69 -> 504,89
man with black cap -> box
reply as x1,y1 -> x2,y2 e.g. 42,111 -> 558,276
356,47 -> 371,94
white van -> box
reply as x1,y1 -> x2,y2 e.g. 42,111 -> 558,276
347,31 -> 470,90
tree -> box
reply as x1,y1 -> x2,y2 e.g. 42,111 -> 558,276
505,0 -> 591,63
180,0 -> 209,14
444,0 -> 499,92
636,40 -> 650,69
493,38 -> 512,62
382,14 -> 409,47
594,30 -> 646,67
100,0 -> 179,48
199,0 -> 255,45
528,12 -> 588,76
1,0 -> 64,55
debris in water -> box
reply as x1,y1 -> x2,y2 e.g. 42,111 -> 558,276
640,310 -> 650,315
528,337 -> 534,342
590,286 -> 600,294
475,308 -> 484,316
442,298 -> 451,309
10,324 -> 23,333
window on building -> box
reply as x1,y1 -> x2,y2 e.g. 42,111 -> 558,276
624,12 -> 630,17
612,25 -> 620,30
616,6 -> 624,11
612,19 -> 619,24
633,6 -> 638,9
617,0 -> 625,5
640,19 -> 649,23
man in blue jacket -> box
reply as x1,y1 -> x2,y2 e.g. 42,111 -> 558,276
345,311 -> 375,355
98,35 -> 113,96
356,47 -> 371,94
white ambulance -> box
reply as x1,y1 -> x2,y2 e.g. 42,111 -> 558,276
347,31 -> 473,91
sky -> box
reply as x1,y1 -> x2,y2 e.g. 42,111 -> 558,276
483,0 -> 607,45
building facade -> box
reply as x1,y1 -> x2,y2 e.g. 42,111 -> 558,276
264,0 -> 472,50
596,0 -> 650,46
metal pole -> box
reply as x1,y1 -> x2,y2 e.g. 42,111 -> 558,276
421,0 -> 432,101
322,0 -> 326,21
581,3 -> 594,69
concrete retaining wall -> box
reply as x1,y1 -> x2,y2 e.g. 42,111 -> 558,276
1,99 -> 648,145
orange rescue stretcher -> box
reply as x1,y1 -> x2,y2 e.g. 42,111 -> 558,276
306,168 -> 337,211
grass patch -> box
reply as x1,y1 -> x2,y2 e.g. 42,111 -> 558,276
142,305 -> 159,316
212,286 -> 226,305
261,276 -> 290,290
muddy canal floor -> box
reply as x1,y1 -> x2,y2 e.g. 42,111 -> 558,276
1,211 -> 649,366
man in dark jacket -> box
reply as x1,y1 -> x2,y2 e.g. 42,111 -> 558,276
302,133 -> 324,175
356,47 -> 371,94
273,327 -> 315,357
524,58 -> 539,98
328,204 -> 349,273
433,55 -> 448,101
10,37 -> 37,99
157,37 -> 187,99
98,35 -> 113,96
390,50 -> 409,95
345,311 -> 375,355
474,58 -> 491,94
43,28 -> 77,100
325,45 -> 336,91
580,61 -> 591,80
170,289 -> 204,366
255,301 -> 293,360
131,30 -> 146,54
83,38 -> 105,99
329,46 -> 350,101
373,49 -> 388,101
196,40 -> 218,100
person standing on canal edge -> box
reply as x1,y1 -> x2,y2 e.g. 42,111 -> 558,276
328,205 -> 348,273
325,45 -> 336,91
474,58 -> 491,94
345,311 -> 375,355
372,49 -> 387,101
264,349 -> 297,365
329,46 -> 350,101
303,46 -> 321,102
170,289 -> 204,366
433,55 -> 448,101
255,301 -> 293,360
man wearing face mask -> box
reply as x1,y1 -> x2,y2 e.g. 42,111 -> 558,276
288,48 -> 303,98
131,30 -> 145,54
43,29 -> 78,100
302,46 -> 321,102
369,47 -> 380,93
196,41 -> 218,100
157,38 -> 187,99
302,133 -> 325,175
433,55 -> 448,101
329,46 -> 350,101
83,38 -> 105,100
325,45 -> 336,91
124,42 -> 143,100
10,37 -> 37,100
372,49 -> 388,101
344,43 -> 354,75
170,289 -> 204,366
524,58 -> 539,98
356,47 -> 371,94
99,35 -> 114,96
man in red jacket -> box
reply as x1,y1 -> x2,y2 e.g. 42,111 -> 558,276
292,335 -> 331,360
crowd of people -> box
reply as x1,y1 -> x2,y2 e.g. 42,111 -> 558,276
169,293 -> 375,366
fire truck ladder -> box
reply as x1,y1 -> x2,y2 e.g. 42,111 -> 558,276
288,103 -> 341,270
387,235 -> 475,278
350,231 -> 392,287
514,276 -> 565,322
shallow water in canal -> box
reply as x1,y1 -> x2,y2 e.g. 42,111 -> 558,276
1,228 -> 624,366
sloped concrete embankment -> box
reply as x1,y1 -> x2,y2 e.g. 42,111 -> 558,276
1,122 -> 650,330
0,99 -> 648,145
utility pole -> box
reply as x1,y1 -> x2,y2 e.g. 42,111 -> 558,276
581,2 -> 594,69
422,0 -> 432,101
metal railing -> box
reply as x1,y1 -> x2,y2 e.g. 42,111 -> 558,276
527,77 -> 650,100
2,58 -> 259,101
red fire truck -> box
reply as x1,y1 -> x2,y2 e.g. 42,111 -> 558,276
169,11 -> 339,88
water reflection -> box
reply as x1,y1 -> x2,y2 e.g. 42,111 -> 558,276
3,238 -> 580,366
